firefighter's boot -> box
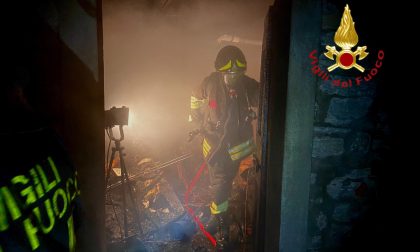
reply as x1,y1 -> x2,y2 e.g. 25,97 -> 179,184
205,213 -> 227,233
204,213 -> 230,250
206,201 -> 228,233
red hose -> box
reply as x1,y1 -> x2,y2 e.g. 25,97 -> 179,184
184,161 -> 217,247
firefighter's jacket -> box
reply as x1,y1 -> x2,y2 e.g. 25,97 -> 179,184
190,72 -> 259,165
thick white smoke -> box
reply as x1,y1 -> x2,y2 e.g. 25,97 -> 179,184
103,0 -> 273,160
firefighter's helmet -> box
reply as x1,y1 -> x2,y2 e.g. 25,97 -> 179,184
215,45 -> 247,73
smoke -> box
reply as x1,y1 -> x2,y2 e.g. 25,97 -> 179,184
103,0 -> 273,160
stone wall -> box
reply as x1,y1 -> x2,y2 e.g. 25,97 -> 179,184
307,1 -> 390,251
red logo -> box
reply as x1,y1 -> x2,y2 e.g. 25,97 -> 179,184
309,49 -> 384,88
309,4 -> 384,88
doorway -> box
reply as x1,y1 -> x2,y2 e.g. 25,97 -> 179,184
102,0 -> 274,251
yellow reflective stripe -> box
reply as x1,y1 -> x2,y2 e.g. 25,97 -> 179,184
230,146 -> 254,161
229,144 -> 253,156
228,139 -> 255,161
203,138 -> 212,157
228,139 -> 253,154
236,59 -> 246,68
203,146 -> 209,153
203,138 -> 211,151
218,60 -> 232,71
203,139 -> 211,151
210,201 -> 229,214
191,96 -> 207,109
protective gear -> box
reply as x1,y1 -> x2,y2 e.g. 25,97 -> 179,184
190,47 -> 259,245
205,211 -> 230,250
222,71 -> 242,86
215,45 -> 247,73
1,126 -> 82,252
205,211 -> 227,234
227,139 -> 255,161
215,46 -> 247,86
210,201 -> 229,215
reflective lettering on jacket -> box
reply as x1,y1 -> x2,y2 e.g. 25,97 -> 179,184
0,156 -> 80,251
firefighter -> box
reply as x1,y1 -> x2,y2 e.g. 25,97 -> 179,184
189,45 -> 259,248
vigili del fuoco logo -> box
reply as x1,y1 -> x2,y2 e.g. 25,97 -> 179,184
309,4 -> 384,88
